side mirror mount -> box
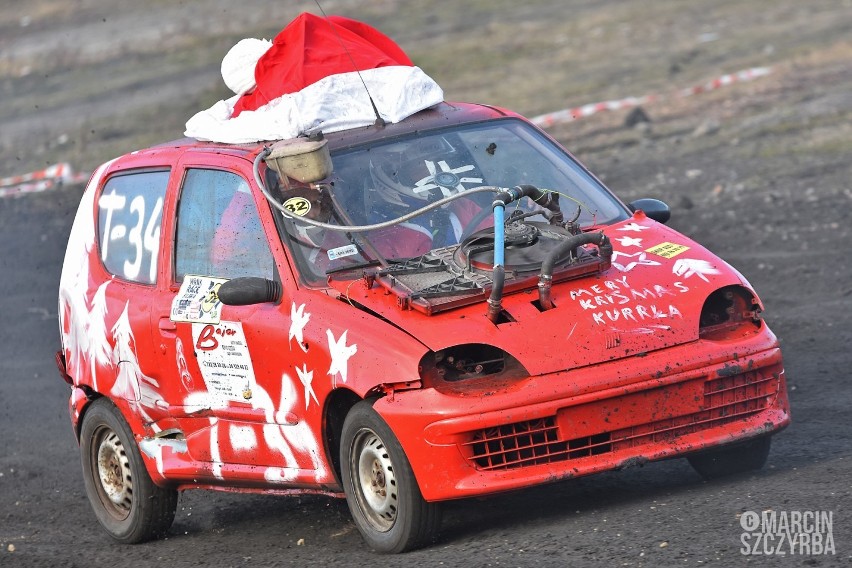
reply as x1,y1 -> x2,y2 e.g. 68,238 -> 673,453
629,198 -> 671,224
218,277 -> 282,306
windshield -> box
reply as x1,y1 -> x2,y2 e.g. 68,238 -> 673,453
272,118 -> 628,283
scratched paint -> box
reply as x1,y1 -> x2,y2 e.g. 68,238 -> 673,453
110,303 -> 163,430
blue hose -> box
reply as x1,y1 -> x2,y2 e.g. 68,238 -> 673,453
493,204 -> 505,267
487,201 -> 507,322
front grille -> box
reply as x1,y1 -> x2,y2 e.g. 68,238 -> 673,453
461,368 -> 779,471
465,417 -> 562,470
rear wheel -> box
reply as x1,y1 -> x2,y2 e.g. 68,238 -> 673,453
80,398 -> 178,543
688,436 -> 772,480
341,400 -> 441,553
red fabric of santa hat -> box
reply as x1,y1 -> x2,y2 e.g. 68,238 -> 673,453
232,12 -> 414,117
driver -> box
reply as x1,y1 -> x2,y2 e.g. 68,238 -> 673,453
363,138 -> 492,259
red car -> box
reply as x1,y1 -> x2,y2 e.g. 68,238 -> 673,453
57,101 -> 789,553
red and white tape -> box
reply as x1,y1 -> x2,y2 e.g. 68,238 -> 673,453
0,162 -> 89,199
678,66 -> 771,97
0,66 -> 773,198
532,66 -> 772,128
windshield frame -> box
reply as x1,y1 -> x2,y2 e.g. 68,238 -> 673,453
271,116 -> 631,287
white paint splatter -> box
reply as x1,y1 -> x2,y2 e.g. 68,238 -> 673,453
296,363 -> 319,410
254,373 -> 327,481
289,302 -> 310,352
327,329 -> 357,387
611,251 -> 661,272
58,159 -> 115,388
182,391 -> 229,413
109,303 -> 163,430
139,438 -> 188,478
210,418 -> 224,479
110,305 -> 140,402
177,352 -> 328,484
672,258 -> 721,282
229,424 -> 257,451
175,337 -> 194,390
617,222 -> 649,232
616,236 -> 643,247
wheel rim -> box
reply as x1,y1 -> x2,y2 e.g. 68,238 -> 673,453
91,425 -> 133,520
349,427 -> 398,532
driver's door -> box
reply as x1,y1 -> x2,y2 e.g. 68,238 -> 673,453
151,158 -> 297,472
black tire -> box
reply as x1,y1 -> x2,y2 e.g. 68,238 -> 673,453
79,398 -> 178,543
687,435 -> 772,480
340,400 -> 442,553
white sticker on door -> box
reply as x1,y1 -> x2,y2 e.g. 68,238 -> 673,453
191,321 -> 257,402
171,275 -> 227,323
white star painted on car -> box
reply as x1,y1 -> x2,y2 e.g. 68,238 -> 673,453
611,251 -> 662,272
289,302 -> 310,352
616,236 -> 643,247
295,363 -> 319,410
327,329 -> 357,387
618,222 -> 650,232
672,258 -> 721,282
412,160 -> 483,198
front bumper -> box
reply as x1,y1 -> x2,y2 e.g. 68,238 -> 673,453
375,331 -> 790,502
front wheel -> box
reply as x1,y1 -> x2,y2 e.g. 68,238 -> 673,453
341,400 -> 441,553
687,436 -> 772,480
80,398 -> 178,543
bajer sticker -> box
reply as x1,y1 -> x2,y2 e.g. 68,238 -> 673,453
283,196 -> 312,216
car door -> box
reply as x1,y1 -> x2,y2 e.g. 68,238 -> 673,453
90,167 -> 169,417
149,152 -> 327,481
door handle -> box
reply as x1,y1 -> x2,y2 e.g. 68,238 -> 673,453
158,317 -> 177,334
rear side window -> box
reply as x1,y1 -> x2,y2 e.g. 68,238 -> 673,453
97,170 -> 168,284
174,168 -> 275,281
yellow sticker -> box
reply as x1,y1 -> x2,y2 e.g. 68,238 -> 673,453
283,196 -> 312,217
646,242 -> 690,259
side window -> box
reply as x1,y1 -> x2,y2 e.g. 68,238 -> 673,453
98,170 -> 168,284
174,168 -> 275,281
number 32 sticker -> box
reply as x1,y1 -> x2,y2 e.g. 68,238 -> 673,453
283,197 -> 311,217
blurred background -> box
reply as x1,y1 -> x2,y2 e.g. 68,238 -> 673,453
1,1 -> 851,565
2,0 -> 849,183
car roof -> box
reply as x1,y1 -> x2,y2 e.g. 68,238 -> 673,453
321,101 -> 516,152
115,102 -> 518,168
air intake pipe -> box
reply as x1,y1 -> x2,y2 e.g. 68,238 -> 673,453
537,232 -> 612,311
487,185 -> 560,323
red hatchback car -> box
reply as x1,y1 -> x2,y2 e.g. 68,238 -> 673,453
57,101 -> 790,552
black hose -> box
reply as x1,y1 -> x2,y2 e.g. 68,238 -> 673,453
538,232 -> 611,310
487,265 -> 506,323
486,184 -> 567,321
493,185 -> 563,225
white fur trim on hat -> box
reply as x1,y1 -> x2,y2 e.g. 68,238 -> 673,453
221,38 -> 272,95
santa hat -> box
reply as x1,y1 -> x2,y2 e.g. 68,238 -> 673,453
221,38 -> 273,95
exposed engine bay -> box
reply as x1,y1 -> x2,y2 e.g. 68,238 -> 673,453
374,217 -> 612,315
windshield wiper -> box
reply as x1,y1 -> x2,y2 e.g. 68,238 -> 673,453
325,259 -> 384,276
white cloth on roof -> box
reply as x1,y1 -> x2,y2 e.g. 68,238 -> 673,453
185,66 -> 444,144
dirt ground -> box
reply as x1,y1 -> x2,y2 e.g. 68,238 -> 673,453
1,0 -> 851,566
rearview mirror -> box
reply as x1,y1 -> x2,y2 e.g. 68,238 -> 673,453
628,198 -> 671,224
